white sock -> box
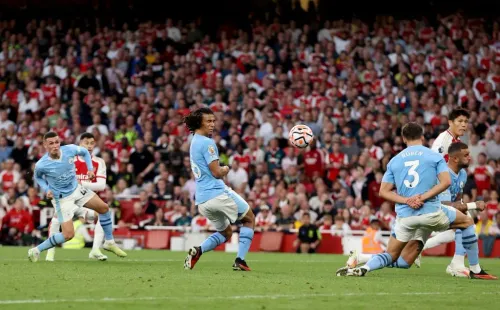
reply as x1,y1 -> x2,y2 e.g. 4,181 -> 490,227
423,230 -> 455,250
358,253 -> 372,264
47,219 -> 61,254
450,254 -> 465,268
92,220 -> 105,251
470,264 -> 481,273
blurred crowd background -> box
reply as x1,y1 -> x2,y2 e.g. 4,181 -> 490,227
0,0 -> 499,253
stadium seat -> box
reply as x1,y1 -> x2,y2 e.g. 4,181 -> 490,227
259,231 -> 284,252
145,230 -> 170,249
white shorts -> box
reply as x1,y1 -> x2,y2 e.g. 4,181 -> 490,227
197,187 -> 250,232
392,206 -> 456,243
52,184 -> 95,223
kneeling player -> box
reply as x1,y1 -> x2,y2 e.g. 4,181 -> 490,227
183,108 -> 255,271
341,142 -> 496,279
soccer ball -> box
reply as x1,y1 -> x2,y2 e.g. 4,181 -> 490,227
288,124 -> 314,149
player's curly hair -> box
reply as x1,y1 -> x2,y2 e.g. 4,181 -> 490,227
184,107 -> 214,133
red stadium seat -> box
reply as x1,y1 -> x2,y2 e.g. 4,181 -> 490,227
145,230 -> 170,249
259,231 -> 284,252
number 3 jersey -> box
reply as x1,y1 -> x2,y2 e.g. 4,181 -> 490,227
382,145 -> 448,218
189,133 -> 225,205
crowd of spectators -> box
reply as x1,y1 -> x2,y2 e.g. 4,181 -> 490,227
1,9 -> 500,248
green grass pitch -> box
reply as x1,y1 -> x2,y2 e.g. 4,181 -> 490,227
0,247 -> 499,310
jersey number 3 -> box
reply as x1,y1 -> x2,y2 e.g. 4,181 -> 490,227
404,160 -> 420,188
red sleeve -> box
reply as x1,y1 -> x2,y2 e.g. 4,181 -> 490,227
24,211 -> 34,233
1,210 -> 11,228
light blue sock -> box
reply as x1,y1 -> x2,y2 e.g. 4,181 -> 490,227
454,229 -> 467,256
461,225 -> 479,265
200,232 -> 226,253
387,256 -> 411,269
98,211 -> 113,240
37,232 -> 66,252
365,253 -> 393,271
237,227 -> 254,260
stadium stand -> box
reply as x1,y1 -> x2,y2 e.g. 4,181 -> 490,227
0,0 -> 499,256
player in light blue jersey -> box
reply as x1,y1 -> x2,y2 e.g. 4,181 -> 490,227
28,132 -> 126,262
337,123 -> 482,277
340,141 -> 497,279
183,108 -> 255,271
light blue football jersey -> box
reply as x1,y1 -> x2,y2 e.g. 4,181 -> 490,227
382,145 -> 449,218
438,167 -> 467,202
34,145 -> 93,198
190,134 -> 225,204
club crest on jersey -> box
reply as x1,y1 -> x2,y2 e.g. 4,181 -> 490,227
68,157 -> 74,164
208,145 -> 215,155
438,146 -> 444,153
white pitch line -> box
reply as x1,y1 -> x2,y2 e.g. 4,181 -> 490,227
0,292 -> 499,305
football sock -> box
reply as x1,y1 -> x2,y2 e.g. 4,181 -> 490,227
200,232 -> 226,254
364,252 -> 393,272
450,229 -> 466,267
422,230 -> 455,250
461,225 -> 481,273
92,220 -> 105,251
387,256 -> 411,269
37,233 -> 66,252
99,211 -> 114,241
237,227 -> 254,260
358,253 -> 372,264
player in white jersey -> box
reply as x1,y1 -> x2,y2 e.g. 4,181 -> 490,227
419,108 -> 473,274
45,133 -> 123,262
431,108 -> 469,161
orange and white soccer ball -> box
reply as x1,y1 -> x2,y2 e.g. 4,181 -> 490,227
288,124 -> 314,149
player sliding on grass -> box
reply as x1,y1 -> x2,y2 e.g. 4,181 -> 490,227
29,132 -> 126,262
46,132 -> 118,261
336,123 -> 489,278
341,142 -> 497,279
183,108 -> 255,271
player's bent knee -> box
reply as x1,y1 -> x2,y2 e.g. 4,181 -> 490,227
62,230 -> 75,240
220,226 -> 233,241
241,209 -> 255,227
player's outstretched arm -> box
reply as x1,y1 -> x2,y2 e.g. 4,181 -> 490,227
420,171 -> 451,202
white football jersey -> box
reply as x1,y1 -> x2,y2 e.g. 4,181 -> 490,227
431,130 -> 460,161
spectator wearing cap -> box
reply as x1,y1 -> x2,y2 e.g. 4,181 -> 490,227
294,213 -> 321,254
317,200 -> 337,224
255,204 -> 277,232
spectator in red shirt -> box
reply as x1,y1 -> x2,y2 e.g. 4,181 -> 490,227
119,202 -> 154,229
303,141 -> 323,179
470,153 -> 493,197
368,171 -> 384,209
1,198 -> 34,245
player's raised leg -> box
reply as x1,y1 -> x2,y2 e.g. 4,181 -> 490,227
449,208 -> 497,279
84,194 -> 127,257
